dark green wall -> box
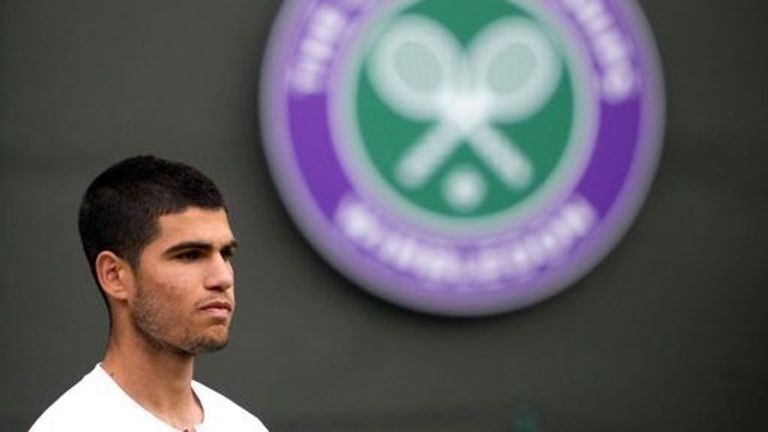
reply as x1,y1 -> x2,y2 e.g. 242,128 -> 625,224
1,1 -> 766,430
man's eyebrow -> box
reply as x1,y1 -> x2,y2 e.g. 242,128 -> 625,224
163,240 -> 238,256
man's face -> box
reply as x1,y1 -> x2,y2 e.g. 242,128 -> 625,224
128,207 -> 237,356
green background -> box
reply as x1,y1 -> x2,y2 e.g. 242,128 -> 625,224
355,0 -> 576,218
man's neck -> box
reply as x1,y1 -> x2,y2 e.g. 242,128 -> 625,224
101,331 -> 203,430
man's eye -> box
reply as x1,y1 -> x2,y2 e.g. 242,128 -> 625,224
177,251 -> 203,261
221,249 -> 236,261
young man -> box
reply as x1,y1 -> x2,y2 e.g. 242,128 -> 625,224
30,156 -> 269,431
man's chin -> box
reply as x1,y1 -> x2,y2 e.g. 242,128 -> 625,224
187,337 -> 228,355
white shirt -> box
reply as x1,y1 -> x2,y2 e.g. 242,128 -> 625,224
29,365 -> 269,432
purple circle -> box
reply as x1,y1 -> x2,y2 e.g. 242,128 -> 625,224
261,0 -> 665,316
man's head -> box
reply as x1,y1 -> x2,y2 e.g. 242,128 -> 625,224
79,155 -> 237,355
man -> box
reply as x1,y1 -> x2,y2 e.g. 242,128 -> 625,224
30,155 -> 269,431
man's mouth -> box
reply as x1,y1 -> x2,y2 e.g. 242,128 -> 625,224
199,300 -> 233,318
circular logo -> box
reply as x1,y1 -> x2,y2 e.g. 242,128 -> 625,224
262,0 -> 664,316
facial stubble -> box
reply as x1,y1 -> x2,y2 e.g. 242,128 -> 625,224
130,282 -> 229,356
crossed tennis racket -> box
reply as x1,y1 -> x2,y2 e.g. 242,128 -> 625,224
368,16 -> 561,210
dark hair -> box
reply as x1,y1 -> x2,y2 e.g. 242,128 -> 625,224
78,155 -> 227,287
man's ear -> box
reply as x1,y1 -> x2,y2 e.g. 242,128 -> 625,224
95,251 -> 134,302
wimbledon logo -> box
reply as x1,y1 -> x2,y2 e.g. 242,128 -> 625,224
261,0 -> 664,316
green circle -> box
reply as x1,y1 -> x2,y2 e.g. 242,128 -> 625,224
353,0 -> 576,220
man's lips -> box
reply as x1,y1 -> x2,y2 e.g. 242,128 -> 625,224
198,300 -> 234,317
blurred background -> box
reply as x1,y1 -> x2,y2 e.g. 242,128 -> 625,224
1,0 -> 766,430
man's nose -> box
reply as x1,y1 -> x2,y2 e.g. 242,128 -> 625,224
205,254 -> 234,291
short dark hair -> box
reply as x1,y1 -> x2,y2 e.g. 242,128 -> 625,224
78,155 -> 227,285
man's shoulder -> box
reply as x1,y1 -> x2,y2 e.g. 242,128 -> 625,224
29,367 -> 269,432
192,380 -> 269,431
29,366 -> 110,431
